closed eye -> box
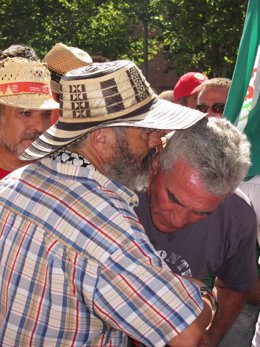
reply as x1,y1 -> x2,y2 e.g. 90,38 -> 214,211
194,210 -> 212,217
167,188 -> 213,216
167,189 -> 185,207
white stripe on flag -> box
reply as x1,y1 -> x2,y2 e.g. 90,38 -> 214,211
237,45 -> 260,132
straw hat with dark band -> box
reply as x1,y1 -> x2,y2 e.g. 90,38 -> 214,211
20,60 -> 206,161
0,58 -> 58,110
43,42 -> 93,94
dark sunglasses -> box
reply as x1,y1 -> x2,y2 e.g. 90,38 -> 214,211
196,103 -> 225,114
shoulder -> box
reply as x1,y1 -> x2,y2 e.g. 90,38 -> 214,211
239,177 -> 260,217
216,190 -> 255,222
181,191 -> 256,243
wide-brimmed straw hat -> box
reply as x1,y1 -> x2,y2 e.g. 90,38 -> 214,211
43,42 -> 93,94
20,60 -> 206,161
0,58 -> 58,110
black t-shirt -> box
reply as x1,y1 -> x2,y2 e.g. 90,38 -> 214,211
135,189 -> 257,292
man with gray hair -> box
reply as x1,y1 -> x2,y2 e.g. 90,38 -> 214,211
0,60 -> 214,347
194,75 -> 259,347
135,117 -> 257,347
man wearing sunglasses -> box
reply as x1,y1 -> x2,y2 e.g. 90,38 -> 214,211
196,78 -> 231,118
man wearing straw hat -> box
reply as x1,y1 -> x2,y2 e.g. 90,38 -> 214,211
0,57 -> 59,178
0,60 -> 215,346
43,42 -> 93,123
43,42 -> 93,97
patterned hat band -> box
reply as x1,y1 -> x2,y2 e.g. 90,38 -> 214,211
21,60 -> 206,161
59,62 -> 154,119
0,58 -> 58,110
0,82 -> 52,96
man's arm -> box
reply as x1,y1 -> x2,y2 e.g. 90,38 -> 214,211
198,278 -> 248,347
166,279 -> 216,347
167,296 -> 213,347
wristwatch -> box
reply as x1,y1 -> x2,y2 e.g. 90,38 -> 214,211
200,286 -> 218,320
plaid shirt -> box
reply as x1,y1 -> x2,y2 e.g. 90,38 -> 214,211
0,154 -> 203,347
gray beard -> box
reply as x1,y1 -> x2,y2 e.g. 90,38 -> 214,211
102,158 -> 150,191
101,133 -> 156,192
0,128 -> 41,156
0,134 -> 18,155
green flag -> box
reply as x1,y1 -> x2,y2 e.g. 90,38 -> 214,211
223,0 -> 260,177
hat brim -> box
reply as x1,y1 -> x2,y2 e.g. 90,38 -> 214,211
173,85 -> 202,102
20,97 -> 206,161
190,84 -> 204,96
0,95 -> 59,110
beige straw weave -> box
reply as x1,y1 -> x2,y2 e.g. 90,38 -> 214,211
43,43 -> 92,75
0,58 -> 58,110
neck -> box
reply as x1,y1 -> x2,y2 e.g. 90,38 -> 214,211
0,147 -> 31,172
72,148 -> 104,173
69,141 -> 106,175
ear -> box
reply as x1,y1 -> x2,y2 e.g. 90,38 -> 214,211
89,128 -> 116,162
89,128 -> 107,148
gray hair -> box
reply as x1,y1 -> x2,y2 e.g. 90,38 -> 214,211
159,117 -> 251,195
158,90 -> 174,102
201,77 -> 231,89
0,44 -> 39,62
198,77 -> 231,99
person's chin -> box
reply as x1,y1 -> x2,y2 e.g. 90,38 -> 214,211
152,218 -> 177,233
159,226 -> 178,233
16,140 -> 33,155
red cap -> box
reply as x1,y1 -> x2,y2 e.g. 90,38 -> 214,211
173,72 -> 208,102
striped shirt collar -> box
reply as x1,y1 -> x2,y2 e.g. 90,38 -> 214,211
45,149 -> 139,208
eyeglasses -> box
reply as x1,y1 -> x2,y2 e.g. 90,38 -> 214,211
196,103 -> 225,114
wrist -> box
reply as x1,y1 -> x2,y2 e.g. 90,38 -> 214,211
200,286 -> 218,328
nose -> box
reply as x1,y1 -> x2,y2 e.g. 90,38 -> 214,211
170,208 -> 190,229
208,112 -> 222,119
29,111 -> 51,134
148,131 -> 163,150
207,110 -> 215,117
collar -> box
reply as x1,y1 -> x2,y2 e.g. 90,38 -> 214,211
48,150 -> 139,208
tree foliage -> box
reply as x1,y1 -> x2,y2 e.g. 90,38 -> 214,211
160,0 -> 248,77
0,0 -> 248,77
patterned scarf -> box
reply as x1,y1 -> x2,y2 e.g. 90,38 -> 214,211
50,150 -> 91,168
